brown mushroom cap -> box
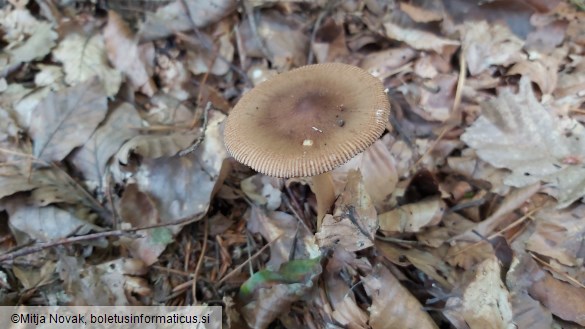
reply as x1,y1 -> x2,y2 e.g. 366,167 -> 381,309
224,63 -> 390,178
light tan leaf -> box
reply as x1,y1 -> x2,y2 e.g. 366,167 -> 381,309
379,197 -> 445,234
53,33 -> 122,96
187,33 -> 234,76
461,76 -> 585,208
0,166 -> 36,199
28,78 -> 108,163
116,132 -> 199,165
103,11 -> 156,96
445,256 -> 514,329
363,264 -> 439,329
462,21 -> 525,75
241,174 -> 282,210
71,102 -> 142,188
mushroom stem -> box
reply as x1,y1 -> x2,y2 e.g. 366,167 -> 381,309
310,171 -> 336,229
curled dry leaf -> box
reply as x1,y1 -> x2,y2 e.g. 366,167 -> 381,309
363,263 -> 439,329
379,197 -> 445,234
116,132 -> 200,165
103,10 -> 156,96
71,102 -> 142,190
316,170 -> 377,252
383,21 -> 459,54
462,76 -> 585,208
28,78 -> 108,163
53,33 -> 122,97
444,256 -> 515,329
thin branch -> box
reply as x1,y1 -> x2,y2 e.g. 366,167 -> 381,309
179,102 -> 212,157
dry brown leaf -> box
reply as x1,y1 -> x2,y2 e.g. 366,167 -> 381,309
187,32 -> 234,76
462,21 -> 525,75
379,197 -> 445,234
316,170 -> 377,252
239,11 -> 308,69
526,205 -> 585,267
399,2 -> 443,23
140,0 -> 236,40
118,184 -> 164,265
507,56 -> 559,95
444,256 -> 515,329
360,47 -> 417,80
363,263 -> 439,329
0,166 -> 36,200
333,139 -> 398,212
311,18 -> 349,64
132,110 -> 227,222
462,76 -> 585,208
28,78 -> 108,163
103,11 -> 156,97
529,271 -> 585,326
71,102 -> 142,189
383,21 -> 459,54
116,132 -> 199,165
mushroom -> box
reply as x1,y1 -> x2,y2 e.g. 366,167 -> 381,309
224,63 -> 390,227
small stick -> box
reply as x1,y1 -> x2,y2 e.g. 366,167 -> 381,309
179,102 -> 212,156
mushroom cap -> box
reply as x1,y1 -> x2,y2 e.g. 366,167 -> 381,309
224,63 -> 390,178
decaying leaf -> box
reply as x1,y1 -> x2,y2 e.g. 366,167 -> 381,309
247,207 -> 318,269
529,271 -> 585,326
0,6 -> 57,66
462,76 -> 585,208
28,78 -> 108,163
103,11 -> 156,96
53,33 -> 122,97
71,102 -> 142,190
444,256 -> 515,329
383,21 -> 459,54
316,170 -> 377,252
241,174 -> 282,211
132,110 -> 227,222
363,263 -> 439,329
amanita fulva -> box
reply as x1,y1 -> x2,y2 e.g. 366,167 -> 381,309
224,63 -> 390,227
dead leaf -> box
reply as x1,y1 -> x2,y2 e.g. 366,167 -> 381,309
53,33 -> 122,97
28,78 -> 108,163
529,271 -> 585,326
363,263 -> 439,329
103,11 -> 156,96
316,170 -> 377,252
444,256 -> 515,329
241,174 -> 283,211
462,76 -> 585,208
383,21 -> 459,54
462,21 -> 525,75
379,196 -> 445,234
132,110 -> 227,222
71,102 -> 142,190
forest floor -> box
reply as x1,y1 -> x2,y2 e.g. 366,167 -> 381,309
1,0 -> 585,328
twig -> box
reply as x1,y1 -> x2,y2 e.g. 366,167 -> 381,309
179,102 -> 212,156
0,212 -> 206,264
192,217 -> 209,303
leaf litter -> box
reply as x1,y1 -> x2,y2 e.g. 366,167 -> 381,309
1,0 -> 585,328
